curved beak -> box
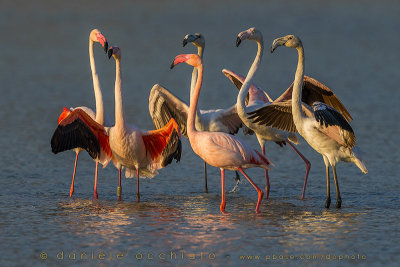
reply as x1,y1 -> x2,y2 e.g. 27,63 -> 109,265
271,37 -> 288,53
236,37 -> 242,47
104,42 -> 109,53
170,61 -> 176,69
182,34 -> 199,47
107,48 -> 113,59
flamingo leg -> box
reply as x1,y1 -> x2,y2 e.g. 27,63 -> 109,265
332,166 -> 341,208
325,165 -> 331,208
261,144 -> 270,199
94,161 -> 99,199
136,168 -> 140,202
220,168 -> 230,215
69,152 -> 79,198
286,140 -> 311,199
117,168 -> 122,201
204,161 -> 208,193
238,167 -> 264,213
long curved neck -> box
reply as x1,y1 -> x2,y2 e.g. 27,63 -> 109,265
89,39 -> 104,125
237,39 -> 263,116
114,57 -> 125,128
187,63 -> 203,136
189,45 -> 204,100
292,46 -> 306,123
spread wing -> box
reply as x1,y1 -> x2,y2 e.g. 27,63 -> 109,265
142,118 -> 182,167
51,108 -> 112,161
149,84 -> 189,137
247,100 -> 313,133
205,104 -> 243,135
312,102 -> 355,148
275,75 -> 352,122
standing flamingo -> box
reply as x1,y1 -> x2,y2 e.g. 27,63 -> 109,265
51,29 -> 111,199
107,46 -> 182,202
171,53 -> 273,214
248,35 -> 367,208
225,27 -> 353,200
149,33 -> 243,193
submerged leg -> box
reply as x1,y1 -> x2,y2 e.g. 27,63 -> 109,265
117,168 -> 122,201
325,165 -> 331,209
220,169 -> 229,215
238,167 -> 264,213
94,161 -> 99,199
69,152 -> 79,198
261,144 -> 270,199
332,166 -> 342,208
204,161 -> 208,193
287,140 -> 311,199
136,168 -> 140,202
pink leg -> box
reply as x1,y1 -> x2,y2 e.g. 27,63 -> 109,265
94,161 -> 99,199
136,168 -> 140,202
117,168 -> 122,201
261,144 -> 270,199
238,167 -> 264,213
220,169 -> 230,215
69,152 -> 79,198
287,140 -> 311,199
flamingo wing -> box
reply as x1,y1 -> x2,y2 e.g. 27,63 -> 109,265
247,100 -> 313,133
222,68 -> 273,103
207,104 -> 244,135
312,102 -> 356,148
142,118 -> 182,167
275,76 -> 352,122
149,84 -> 189,138
51,108 -> 112,160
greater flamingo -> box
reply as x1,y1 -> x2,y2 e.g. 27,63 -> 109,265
107,46 -> 182,202
149,33 -> 243,193
225,27 -> 352,199
171,53 -> 273,214
51,29 -> 111,199
249,35 -> 367,208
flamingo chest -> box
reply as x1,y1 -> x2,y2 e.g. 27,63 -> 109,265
109,128 -> 147,169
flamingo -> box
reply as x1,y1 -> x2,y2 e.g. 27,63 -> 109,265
107,46 -> 182,202
224,27 -> 353,200
170,53 -> 273,214
248,35 -> 367,208
51,29 -> 111,199
149,33 -> 243,193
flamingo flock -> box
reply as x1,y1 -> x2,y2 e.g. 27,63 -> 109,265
51,28 -> 367,214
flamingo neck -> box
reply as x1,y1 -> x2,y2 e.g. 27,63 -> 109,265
187,63 -> 204,136
114,58 -> 125,128
292,46 -> 306,123
237,39 -> 263,116
189,45 -> 204,107
89,39 -> 104,125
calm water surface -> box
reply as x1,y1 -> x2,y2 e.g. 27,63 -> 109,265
0,0 -> 399,266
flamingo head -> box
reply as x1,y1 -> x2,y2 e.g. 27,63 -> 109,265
236,27 -> 263,47
58,107 -> 72,124
170,54 -> 202,69
107,46 -> 121,60
271,35 -> 302,53
90,29 -> 109,53
182,33 -> 205,48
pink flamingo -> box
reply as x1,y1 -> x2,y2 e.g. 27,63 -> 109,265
51,29 -> 111,199
107,46 -> 182,202
171,54 -> 273,214
222,27 -> 352,199
249,35 -> 367,208
149,33 -> 243,193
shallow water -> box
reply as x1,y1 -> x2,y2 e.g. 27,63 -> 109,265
0,0 -> 399,266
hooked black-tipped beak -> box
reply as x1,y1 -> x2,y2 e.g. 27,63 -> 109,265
182,39 -> 188,47
107,48 -> 113,59
170,61 -> 176,69
104,42 -> 108,53
236,37 -> 242,47
271,37 -> 287,53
